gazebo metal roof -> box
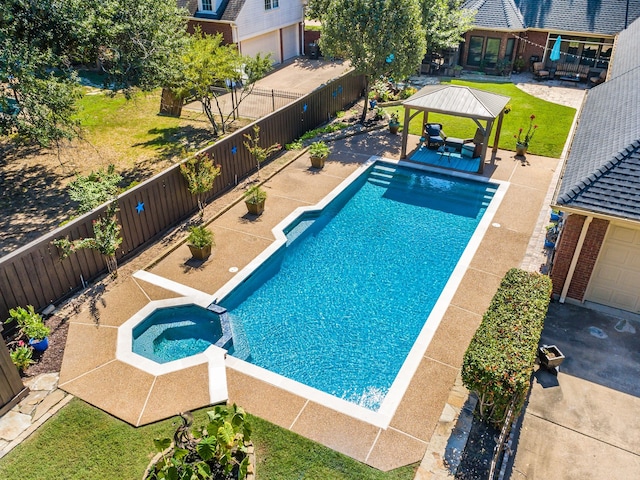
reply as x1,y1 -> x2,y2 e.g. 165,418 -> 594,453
400,84 -> 511,173
403,85 -> 510,120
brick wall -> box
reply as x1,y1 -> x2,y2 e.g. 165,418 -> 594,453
550,215 -> 609,301
187,20 -> 234,45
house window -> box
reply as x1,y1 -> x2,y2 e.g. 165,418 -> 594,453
265,0 -> 279,10
201,0 -> 212,11
505,38 -> 515,60
483,38 -> 500,68
467,36 -> 484,67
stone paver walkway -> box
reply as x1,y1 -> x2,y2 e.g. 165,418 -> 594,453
0,373 -> 72,459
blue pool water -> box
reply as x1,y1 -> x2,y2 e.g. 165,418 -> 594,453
220,163 -> 497,411
132,305 -> 223,364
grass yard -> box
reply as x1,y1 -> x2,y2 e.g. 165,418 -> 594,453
0,399 -> 417,480
394,79 -> 576,158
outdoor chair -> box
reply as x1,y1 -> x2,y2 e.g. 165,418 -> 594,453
424,123 -> 445,149
589,70 -> 606,87
533,62 -> 550,80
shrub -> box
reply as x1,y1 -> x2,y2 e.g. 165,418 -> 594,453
461,268 -> 552,427
5,305 -> 50,341
308,141 -> 331,158
187,225 -> 214,248
243,185 -> 267,204
10,342 -> 34,372
285,139 -> 303,150
68,164 -> 122,214
180,152 -> 222,219
147,405 -> 252,480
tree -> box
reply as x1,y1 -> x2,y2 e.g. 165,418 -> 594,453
93,0 -> 189,96
174,30 -> 272,136
0,0 -> 189,146
420,0 -> 474,52
68,164 -> 123,214
180,152 -> 222,219
320,0 -> 426,122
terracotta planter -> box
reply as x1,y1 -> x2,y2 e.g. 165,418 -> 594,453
310,155 -> 326,169
245,200 -> 265,216
516,143 -> 528,156
187,244 -> 211,261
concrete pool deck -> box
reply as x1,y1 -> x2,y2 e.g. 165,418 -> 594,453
58,130 -> 562,471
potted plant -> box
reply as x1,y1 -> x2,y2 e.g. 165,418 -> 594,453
514,114 -> 539,156
9,341 -> 34,372
5,305 -> 51,352
186,225 -> 214,260
244,185 -> 267,216
388,112 -> 401,134
452,65 -> 463,77
513,56 -> 526,73
538,345 -> 565,371
308,141 -> 331,168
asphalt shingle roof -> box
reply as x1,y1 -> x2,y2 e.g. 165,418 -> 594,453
556,15 -> 640,219
464,0 -> 640,35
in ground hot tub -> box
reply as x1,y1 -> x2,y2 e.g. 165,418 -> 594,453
116,297 -> 231,387
132,304 -> 230,364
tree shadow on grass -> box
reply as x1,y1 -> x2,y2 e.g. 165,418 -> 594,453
133,125 -> 215,161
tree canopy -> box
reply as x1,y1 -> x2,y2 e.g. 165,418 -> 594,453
0,0 -> 188,146
320,0 -> 426,121
174,30 -> 272,136
421,0 -> 474,52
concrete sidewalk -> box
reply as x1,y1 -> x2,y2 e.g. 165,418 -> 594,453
510,302 -> 640,479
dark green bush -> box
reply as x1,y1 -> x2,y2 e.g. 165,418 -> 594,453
461,268 -> 552,426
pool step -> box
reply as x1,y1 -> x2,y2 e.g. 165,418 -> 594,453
207,303 -> 233,350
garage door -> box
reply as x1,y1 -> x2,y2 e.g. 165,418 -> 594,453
240,31 -> 280,63
586,224 -> 640,312
281,24 -> 299,61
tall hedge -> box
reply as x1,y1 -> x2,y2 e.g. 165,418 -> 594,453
461,268 -> 552,426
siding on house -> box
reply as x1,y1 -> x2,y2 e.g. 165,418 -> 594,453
235,0 -> 303,41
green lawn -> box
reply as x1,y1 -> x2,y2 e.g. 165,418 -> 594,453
0,399 -> 417,480
394,79 -> 576,158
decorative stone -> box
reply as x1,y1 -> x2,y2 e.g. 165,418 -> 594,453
33,390 -> 67,422
17,391 -> 49,415
0,411 -> 32,441
23,373 -> 59,392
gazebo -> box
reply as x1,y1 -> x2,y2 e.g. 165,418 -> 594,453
400,85 -> 511,173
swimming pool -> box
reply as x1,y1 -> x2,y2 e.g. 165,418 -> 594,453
216,161 -> 502,418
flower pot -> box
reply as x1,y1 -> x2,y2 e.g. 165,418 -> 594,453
245,200 -> 265,216
187,244 -> 211,261
29,337 -> 49,352
389,123 -> 400,134
310,156 -> 325,169
538,345 -> 565,370
516,143 -> 528,156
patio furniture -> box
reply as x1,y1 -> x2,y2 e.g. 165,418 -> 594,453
424,123 -> 445,149
589,69 -> 606,87
533,62 -> 550,80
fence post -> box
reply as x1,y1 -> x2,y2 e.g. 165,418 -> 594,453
272,90 -> 276,112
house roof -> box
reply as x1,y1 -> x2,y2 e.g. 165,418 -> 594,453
464,0 -> 640,35
464,0 -> 525,30
178,0 -> 241,20
403,85 -> 510,120
555,16 -> 640,220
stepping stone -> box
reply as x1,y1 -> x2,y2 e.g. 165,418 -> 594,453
23,373 -> 59,392
0,411 -> 32,441
33,390 -> 67,422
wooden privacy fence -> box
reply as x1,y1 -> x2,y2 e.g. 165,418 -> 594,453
0,72 -> 365,325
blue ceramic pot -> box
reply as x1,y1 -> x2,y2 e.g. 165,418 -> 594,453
29,337 -> 49,352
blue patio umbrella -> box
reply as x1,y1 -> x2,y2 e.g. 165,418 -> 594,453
550,36 -> 562,62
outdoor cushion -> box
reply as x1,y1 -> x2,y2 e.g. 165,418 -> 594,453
461,143 -> 475,158
426,124 -> 441,136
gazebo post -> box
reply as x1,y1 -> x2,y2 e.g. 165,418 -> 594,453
492,112 -> 505,164
479,119 -> 494,174
401,106 -> 411,159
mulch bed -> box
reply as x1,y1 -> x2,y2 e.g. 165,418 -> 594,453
455,416 -> 499,479
21,314 -> 69,377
